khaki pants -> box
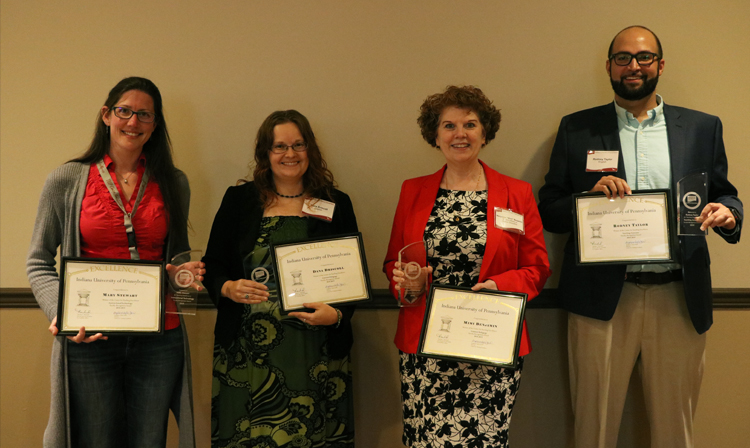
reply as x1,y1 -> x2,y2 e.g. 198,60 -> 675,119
568,281 -> 706,448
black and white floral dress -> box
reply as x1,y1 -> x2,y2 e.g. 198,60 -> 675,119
399,189 -> 524,448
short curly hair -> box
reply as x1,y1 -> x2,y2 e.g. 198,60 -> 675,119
417,85 -> 501,148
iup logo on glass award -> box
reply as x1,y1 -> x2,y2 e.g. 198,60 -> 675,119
682,192 -> 701,210
677,172 -> 708,236
251,266 -> 270,284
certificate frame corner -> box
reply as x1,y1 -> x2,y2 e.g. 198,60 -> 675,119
417,284 -> 526,370
56,257 -> 165,336
574,189 -> 675,266
271,232 -> 372,314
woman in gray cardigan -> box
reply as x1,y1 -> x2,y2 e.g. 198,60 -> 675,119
26,77 -> 201,448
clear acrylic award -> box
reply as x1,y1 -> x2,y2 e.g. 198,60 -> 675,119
677,172 -> 708,236
243,248 -> 278,302
397,241 -> 430,307
168,250 -> 205,316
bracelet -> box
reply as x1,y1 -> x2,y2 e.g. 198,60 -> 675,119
335,308 -> 342,328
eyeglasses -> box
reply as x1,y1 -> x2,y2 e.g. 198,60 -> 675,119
112,106 -> 157,123
609,52 -> 660,67
270,142 -> 308,154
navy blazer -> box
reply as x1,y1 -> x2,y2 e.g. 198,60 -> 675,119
538,102 -> 742,334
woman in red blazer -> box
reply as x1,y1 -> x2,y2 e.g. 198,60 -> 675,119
383,86 -> 551,448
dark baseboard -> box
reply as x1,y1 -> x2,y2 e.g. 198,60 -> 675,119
3,287 -> 749,309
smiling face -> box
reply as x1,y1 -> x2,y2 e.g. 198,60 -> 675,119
435,106 -> 486,167
101,89 -> 156,156
606,27 -> 664,103
269,122 -> 309,185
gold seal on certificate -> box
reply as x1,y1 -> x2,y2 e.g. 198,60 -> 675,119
573,190 -> 675,265
168,250 -> 205,316
56,257 -> 165,335
270,233 -> 372,313
397,241 -> 429,307
417,285 -> 527,369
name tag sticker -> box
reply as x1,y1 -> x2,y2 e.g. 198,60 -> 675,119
494,208 -> 525,235
302,198 -> 336,222
586,150 -> 619,172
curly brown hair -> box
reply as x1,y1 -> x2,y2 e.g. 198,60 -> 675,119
245,110 -> 335,208
417,85 -> 501,148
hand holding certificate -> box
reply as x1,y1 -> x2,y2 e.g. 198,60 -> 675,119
57,258 -> 165,335
573,190 -> 674,265
418,285 -> 527,369
271,233 -> 372,313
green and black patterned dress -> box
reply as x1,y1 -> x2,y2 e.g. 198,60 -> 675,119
211,216 -> 355,448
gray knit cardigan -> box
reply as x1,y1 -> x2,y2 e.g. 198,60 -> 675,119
26,162 -> 196,448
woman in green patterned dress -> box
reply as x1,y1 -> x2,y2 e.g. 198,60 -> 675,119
203,110 -> 358,448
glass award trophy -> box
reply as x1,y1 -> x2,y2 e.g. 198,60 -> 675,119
677,172 -> 708,236
397,241 -> 429,307
243,248 -> 278,302
168,250 -> 205,316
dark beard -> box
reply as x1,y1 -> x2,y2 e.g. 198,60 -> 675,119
610,74 -> 659,101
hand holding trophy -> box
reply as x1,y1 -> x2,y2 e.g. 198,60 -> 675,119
243,248 -> 277,303
167,250 -> 206,316
394,241 -> 431,307
677,172 -> 708,236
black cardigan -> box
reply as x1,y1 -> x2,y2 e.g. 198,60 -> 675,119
203,182 -> 358,358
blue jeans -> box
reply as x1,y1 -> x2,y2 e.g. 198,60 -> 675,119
67,327 -> 184,448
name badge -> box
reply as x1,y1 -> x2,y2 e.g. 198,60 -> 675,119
494,208 -> 525,235
302,198 -> 336,222
586,150 -> 619,172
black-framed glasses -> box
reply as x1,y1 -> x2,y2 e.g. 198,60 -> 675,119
270,142 -> 308,154
112,106 -> 157,123
609,52 -> 660,67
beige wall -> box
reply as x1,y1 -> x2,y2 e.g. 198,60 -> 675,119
2,1 -> 750,447
2,306 -> 750,447
2,0 -> 749,289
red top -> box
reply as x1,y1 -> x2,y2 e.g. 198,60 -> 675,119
80,154 -> 179,330
383,161 -> 551,357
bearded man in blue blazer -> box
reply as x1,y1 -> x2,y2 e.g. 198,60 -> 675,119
538,25 -> 742,448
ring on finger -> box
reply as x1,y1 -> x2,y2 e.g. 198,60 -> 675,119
245,294 -> 249,300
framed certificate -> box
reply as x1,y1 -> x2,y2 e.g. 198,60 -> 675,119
57,257 -> 165,335
271,233 -> 372,313
417,285 -> 527,369
574,190 -> 674,265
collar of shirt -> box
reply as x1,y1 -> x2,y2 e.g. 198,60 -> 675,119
103,152 -> 147,170
614,94 -> 665,128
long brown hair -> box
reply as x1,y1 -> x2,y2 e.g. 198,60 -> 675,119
248,110 -> 335,208
70,77 -> 187,237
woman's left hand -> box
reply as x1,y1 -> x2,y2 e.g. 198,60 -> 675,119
288,302 -> 338,326
166,261 -> 206,291
472,279 -> 497,291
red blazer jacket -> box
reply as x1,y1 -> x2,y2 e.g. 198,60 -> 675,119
383,161 -> 551,357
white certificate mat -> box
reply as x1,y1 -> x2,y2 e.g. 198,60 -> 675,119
272,233 -> 371,312
574,190 -> 673,264
418,286 -> 526,369
58,258 -> 164,334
